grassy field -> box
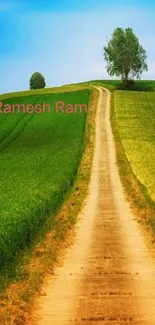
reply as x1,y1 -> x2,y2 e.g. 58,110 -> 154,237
114,90 -> 155,205
1,79 -> 155,276
0,87 -> 98,325
0,84 -> 90,100
0,87 -> 91,271
79,79 -> 155,91
1,79 -> 155,323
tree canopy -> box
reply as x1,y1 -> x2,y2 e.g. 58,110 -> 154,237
104,27 -> 148,86
29,72 -> 46,90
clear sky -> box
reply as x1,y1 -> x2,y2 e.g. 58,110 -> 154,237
1,0 -> 155,93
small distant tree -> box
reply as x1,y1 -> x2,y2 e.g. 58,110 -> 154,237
29,72 -> 46,90
104,27 -> 148,87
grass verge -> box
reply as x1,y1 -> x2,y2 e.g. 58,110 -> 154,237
0,87 -> 99,325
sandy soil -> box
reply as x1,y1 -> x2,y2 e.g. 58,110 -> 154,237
34,87 -> 155,325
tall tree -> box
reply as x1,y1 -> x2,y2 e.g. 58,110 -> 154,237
104,27 -> 148,86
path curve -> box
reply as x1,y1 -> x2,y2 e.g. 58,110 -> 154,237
35,87 -> 155,325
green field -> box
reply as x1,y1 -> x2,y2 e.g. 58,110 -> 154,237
114,90 -> 155,202
2,80 -> 155,271
0,87 -> 90,269
80,79 -> 155,92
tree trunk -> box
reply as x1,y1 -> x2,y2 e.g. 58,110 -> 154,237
125,73 -> 129,86
122,73 -> 130,88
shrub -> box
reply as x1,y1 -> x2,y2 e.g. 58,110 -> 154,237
29,72 -> 46,90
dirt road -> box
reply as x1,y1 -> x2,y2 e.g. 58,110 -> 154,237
35,87 -> 155,325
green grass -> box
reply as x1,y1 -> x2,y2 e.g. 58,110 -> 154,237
80,79 -> 155,92
0,88 -> 91,270
114,90 -> 155,203
0,84 -> 90,101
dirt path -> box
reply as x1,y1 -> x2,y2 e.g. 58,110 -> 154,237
34,87 -> 155,325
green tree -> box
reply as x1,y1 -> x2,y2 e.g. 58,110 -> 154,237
29,72 -> 46,90
104,27 -> 148,86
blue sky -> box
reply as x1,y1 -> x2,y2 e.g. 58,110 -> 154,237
1,0 -> 155,93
